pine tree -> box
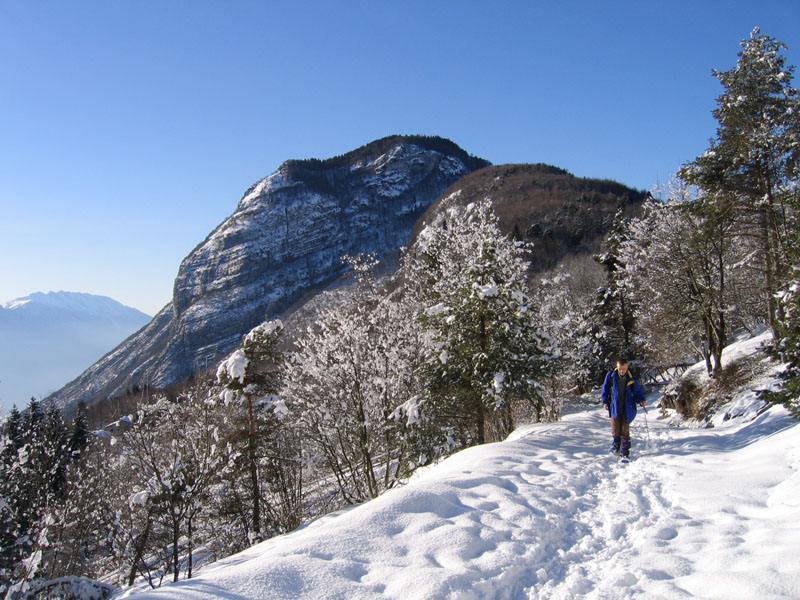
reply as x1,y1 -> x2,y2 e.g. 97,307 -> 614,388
217,319 -> 284,543
767,234 -> 800,417
69,402 -> 91,457
0,427 -> 19,594
4,406 -> 21,447
582,209 -> 644,381
0,399 -> 73,595
407,199 -> 555,445
680,27 -> 800,335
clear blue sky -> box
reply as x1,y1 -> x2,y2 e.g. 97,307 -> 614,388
2,0 -> 799,316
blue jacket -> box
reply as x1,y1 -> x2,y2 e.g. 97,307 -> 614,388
601,368 -> 646,422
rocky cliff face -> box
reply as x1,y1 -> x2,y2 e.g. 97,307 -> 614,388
51,136 -> 489,409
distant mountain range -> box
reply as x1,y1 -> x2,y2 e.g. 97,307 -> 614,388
48,135 -> 646,415
0,292 -> 151,413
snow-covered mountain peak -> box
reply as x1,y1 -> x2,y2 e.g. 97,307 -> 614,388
0,291 -> 152,413
50,136 -> 490,410
239,170 -> 289,209
1,291 -> 149,320
1,298 -> 32,310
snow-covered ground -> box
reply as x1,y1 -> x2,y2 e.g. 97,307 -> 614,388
120,337 -> 800,600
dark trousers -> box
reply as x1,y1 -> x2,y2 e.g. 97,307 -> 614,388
611,416 -> 631,455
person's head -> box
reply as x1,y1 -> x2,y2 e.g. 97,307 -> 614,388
616,358 -> 629,376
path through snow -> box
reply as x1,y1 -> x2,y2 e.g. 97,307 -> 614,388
122,390 -> 800,599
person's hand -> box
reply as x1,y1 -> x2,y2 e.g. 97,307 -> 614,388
640,401 -> 646,407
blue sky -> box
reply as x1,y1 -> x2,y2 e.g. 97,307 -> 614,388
1,0 -> 799,316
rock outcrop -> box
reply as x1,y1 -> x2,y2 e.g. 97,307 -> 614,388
51,136 -> 489,409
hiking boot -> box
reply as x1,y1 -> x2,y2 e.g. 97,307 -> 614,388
620,437 -> 631,458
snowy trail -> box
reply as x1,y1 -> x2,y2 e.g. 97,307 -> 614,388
121,396 -> 800,600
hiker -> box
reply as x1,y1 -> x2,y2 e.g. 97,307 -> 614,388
601,357 -> 646,458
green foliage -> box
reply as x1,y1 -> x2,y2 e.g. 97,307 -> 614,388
680,27 -> 800,334
765,262 -> 800,417
0,400 -> 82,595
409,199 -> 555,445
582,209 -> 646,381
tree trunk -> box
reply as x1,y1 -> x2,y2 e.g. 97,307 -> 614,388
187,515 -> 193,579
476,396 -> 486,444
172,518 -> 180,582
247,394 -> 260,541
760,205 -> 779,338
127,514 -> 152,587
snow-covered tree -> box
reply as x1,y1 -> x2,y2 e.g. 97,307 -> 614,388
680,27 -> 800,335
407,199 -> 555,445
0,400 -> 74,597
621,178 -> 763,378
41,433 -> 113,583
532,261 -> 601,395
115,393 -> 230,584
769,255 -> 800,417
576,209 -> 646,384
0,426 -> 20,596
284,256 -> 427,503
217,319 -> 286,543
68,403 -> 91,458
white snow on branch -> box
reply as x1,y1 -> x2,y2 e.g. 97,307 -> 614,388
217,349 -> 248,384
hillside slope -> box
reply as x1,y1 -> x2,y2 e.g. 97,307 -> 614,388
50,136 -> 488,410
119,333 -> 799,600
413,164 -> 648,272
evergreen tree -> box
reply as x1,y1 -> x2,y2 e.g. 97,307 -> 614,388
40,400 -> 71,499
0,399 -> 73,595
69,402 -> 91,457
680,27 -> 800,335
767,244 -> 800,417
0,428 -> 19,594
4,406 -> 21,448
582,209 -> 644,381
407,199 -> 555,445
217,319 -> 285,543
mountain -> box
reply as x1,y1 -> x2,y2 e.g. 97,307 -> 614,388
413,163 -> 648,272
119,332 -> 798,600
0,292 -> 151,413
50,136 -> 490,410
